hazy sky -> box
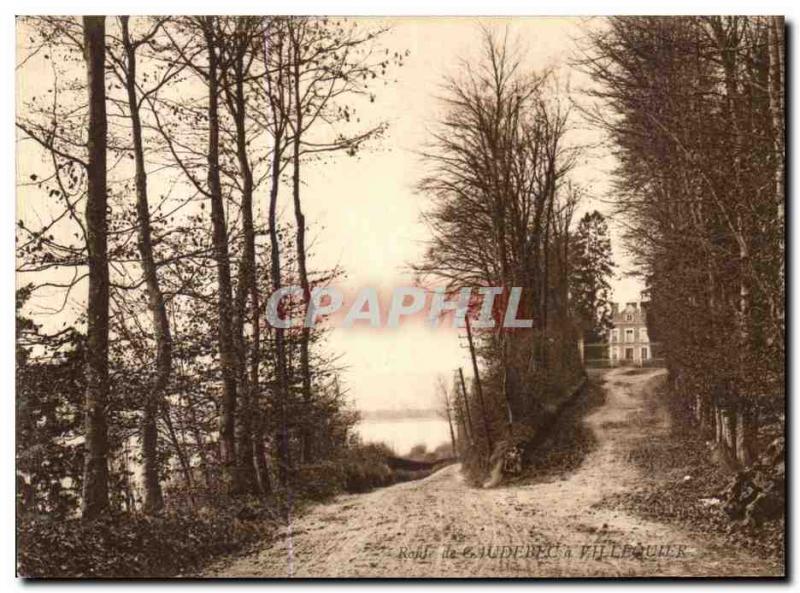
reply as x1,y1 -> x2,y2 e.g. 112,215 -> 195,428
16,17 -> 644,414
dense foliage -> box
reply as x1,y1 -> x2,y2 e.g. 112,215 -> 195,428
581,17 -> 785,465
18,503 -> 275,578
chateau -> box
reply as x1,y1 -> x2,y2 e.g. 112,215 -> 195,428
608,302 -> 651,365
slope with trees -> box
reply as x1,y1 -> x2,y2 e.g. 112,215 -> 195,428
15,15 -> 400,577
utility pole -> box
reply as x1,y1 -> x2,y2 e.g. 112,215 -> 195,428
465,314 -> 493,452
456,368 -> 474,445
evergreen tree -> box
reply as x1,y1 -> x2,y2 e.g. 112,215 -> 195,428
570,210 -> 614,342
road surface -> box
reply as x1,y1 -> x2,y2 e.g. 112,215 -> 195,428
205,367 -> 780,578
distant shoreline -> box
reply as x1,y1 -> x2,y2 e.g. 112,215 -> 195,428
360,409 -> 441,422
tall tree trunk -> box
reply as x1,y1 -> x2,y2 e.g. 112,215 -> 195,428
290,21 -> 314,464
202,18 -> 239,492
767,16 -> 785,218
81,15 -> 110,520
264,25 -> 291,483
712,19 -> 753,449
268,143 -> 291,485
120,16 -> 168,513
720,405 -> 736,459
253,427 -> 272,496
735,403 -> 754,466
768,16 -> 785,334
226,32 -> 261,496
540,184 -> 555,368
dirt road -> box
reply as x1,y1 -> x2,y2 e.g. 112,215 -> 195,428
205,368 -> 780,577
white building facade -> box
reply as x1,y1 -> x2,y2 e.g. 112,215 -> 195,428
608,301 -> 651,366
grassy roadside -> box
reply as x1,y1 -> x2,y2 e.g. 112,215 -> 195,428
512,376 -> 606,485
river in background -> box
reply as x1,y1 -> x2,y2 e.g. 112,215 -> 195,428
356,418 -> 452,456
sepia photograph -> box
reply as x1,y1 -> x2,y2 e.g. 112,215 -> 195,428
13,11 -> 786,580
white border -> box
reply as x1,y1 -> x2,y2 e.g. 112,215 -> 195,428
4,3 -> 798,591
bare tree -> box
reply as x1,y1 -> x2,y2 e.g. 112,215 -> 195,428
115,15 -> 174,513
416,28 -> 579,464
263,17 -> 293,484
81,15 -> 111,520
218,16 -> 266,496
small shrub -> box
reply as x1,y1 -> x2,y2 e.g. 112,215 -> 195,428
293,462 -> 345,501
290,441 -> 439,501
408,444 -> 427,459
341,443 -> 394,493
343,459 -> 393,492
292,443 -> 396,499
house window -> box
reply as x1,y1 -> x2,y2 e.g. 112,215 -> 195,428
625,314 -> 633,321
625,328 -> 634,343
625,348 -> 634,360
641,347 -> 648,361
640,328 -> 648,342
611,329 -> 619,343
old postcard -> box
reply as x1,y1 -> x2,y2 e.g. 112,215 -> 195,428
14,15 -> 785,579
